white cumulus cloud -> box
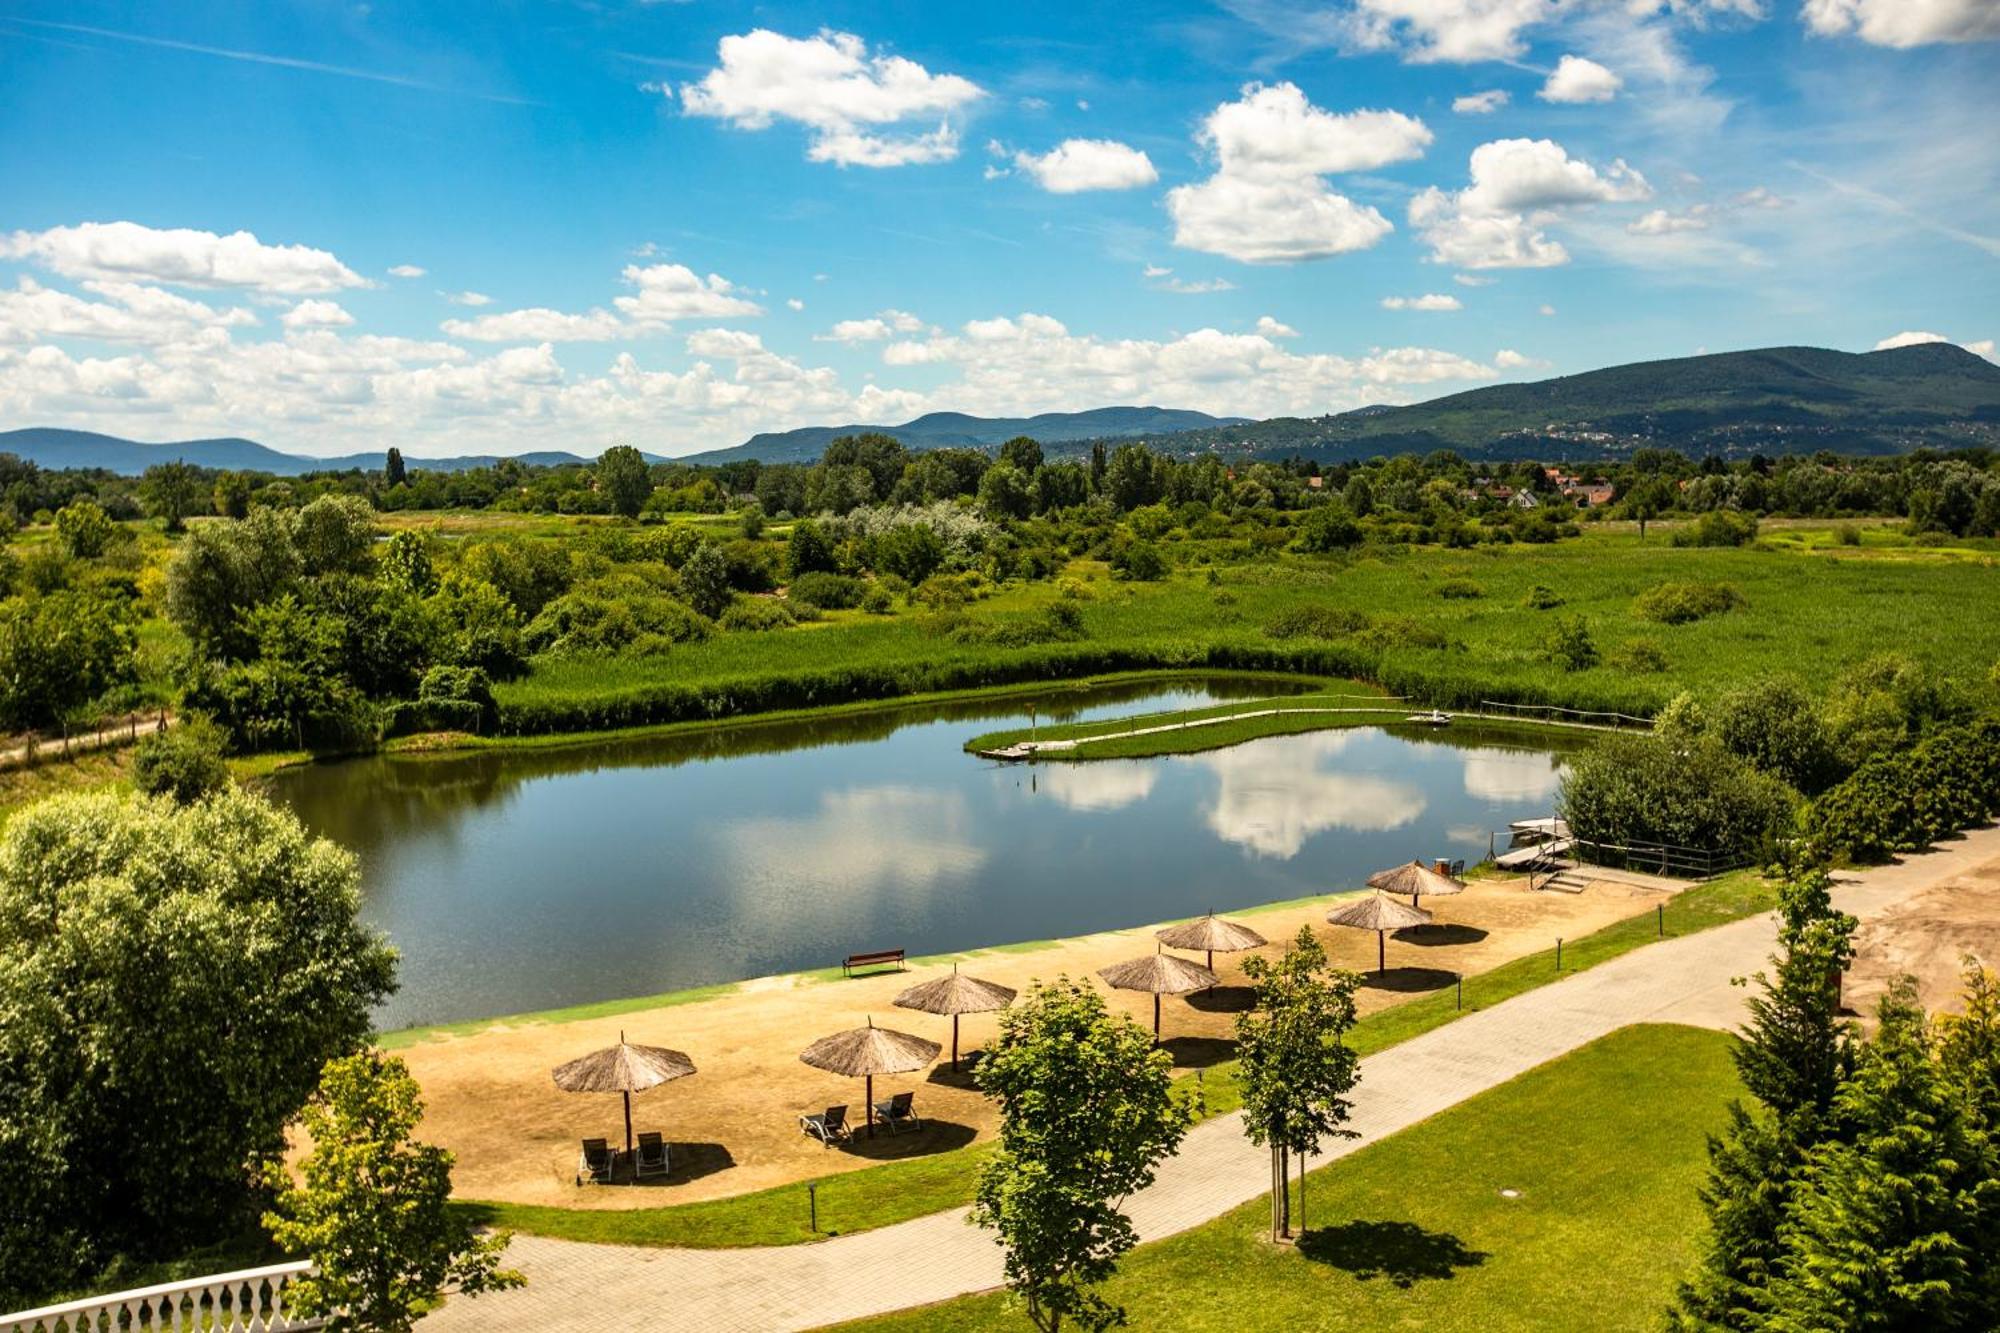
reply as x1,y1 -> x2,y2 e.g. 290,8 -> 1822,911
817,309 -> 927,342
1453,89 -> 1510,114
613,263 -> 764,322
387,264 -> 426,279
1538,54 -> 1623,103
1803,0 -> 2000,46
282,299 -> 354,331
1167,82 -> 1432,264
1381,293 -> 1464,310
1874,330 -> 1997,359
0,277 -> 258,345
1410,137 -> 1651,268
1256,315 -> 1300,338
442,307 -> 629,342
1,220 -> 365,294
677,28 -> 983,167
1011,138 -> 1158,192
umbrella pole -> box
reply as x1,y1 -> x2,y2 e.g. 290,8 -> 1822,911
1153,993 -> 1162,1043
1378,930 -> 1386,975
866,1073 -> 875,1137
952,1014 -> 961,1074
623,1090 -> 634,1161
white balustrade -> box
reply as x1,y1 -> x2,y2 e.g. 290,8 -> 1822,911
0,1262 -> 325,1333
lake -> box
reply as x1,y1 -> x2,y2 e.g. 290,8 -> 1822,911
264,677 -> 1577,1030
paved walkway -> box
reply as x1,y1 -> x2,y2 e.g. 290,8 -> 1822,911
428,827 -> 2000,1332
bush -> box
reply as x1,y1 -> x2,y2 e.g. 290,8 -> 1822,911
383,666 -> 498,737
1111,541 -> 1168,581
1359,616 -> 1457,653
1671,510 -> 1758,548
1436,578 -> 1485,600
787,571 -> 865,610
1546,615 -> 1599,671
522,587 -> 711,658
1295,501 -> 1362,552
1523,584 -> 1564,610
1607,639 -> 1669,673
130,717 -> 231,803
1806,716 -> 2000,863
1560,733 -> 1799,858
1712,676 -> 1838,794
860,584 -> 894,614
1264,606 -> 1371,641
1633,580 -> 1743,625
718,597 -> 797,632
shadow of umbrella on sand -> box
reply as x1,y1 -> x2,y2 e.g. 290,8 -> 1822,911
1368,860 -> 1466,914
1155,911 -> 1268,974
551,1031 -> 697,1158
1328,892 -> 1433,975
801,1017 -> 942,1137
1099,947 -> 1219,1043
894,964 -> 1017,1074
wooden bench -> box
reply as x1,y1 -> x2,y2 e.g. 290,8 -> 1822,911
842,948 -> 906,978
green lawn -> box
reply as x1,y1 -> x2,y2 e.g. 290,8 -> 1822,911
453,871 -> 1774,1248
826,1023 -> 1740,1333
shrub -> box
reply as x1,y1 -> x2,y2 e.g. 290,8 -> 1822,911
1523,584 -> 1564,610
1436,578 -> 1485,599
678,543 -> 732,619
871,523 -> 948,585
522,587 -> 710,657
1359,616 -> 1457,653
1607,639 -> 1669,673
1264,606 -> 1371,641
1834,524 -> 1861,546
1822,653 -> 1968,765
1546,615 -> 1599,671
1712,676 -> 1838,794
718,597 -> 797,632
860,584 -> 894,614
787,571 -> 865,610
1633,580 -> 1743,625
1560,733 -> 1799,858
1806,716 -> 2000,863
1671,510 -> 1758,548
912,574 -> 975,610
53,499 -> 119,560
1057,577 -> 1094,602
1111,541 -> 1167,581
130,716 -> 231,803
1295,501 -> 1362,552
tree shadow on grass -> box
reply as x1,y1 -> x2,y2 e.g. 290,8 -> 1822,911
1360,966 -> 1458,994
1298,1219 -> 1489,1288
1396,923 -> 1489,947
1160,1035 -> 1237,1069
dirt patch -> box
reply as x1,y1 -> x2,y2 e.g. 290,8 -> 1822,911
1845,856 -> 2000,1021
400,873 -> 1676,1210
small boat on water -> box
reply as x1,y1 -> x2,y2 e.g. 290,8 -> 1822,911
1405,709 -> 1452,726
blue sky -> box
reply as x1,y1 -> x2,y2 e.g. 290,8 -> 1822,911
2,0 -> 1996,457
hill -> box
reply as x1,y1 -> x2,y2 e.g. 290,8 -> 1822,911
681,406 -> 1248,465
0,429 -> 628,476
1158,343 -> 2000,462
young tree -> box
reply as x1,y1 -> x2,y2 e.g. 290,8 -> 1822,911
293,494 -> 378,577
0,590 -> 137,730
972,978 -> 1193,1332
1235,926 -> 1362,1240
213,471 -> 253,520
1670,867 -> 1857,1330
679,541 -> 732,620
140,460 -> 207,532
596,445 -> 652,519
53,497 -> 117,559
265,1052 -> 521,1331
384,446 -> 407,488
785,518 -> 836,578
1762,978 -> 2000,1330
0,789 -> 396,1301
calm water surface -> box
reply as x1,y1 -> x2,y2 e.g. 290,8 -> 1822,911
265,678 -> 1574,1029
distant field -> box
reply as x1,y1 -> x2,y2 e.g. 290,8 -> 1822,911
498,529 -> 2000,730
830,1023 -> 1741,1333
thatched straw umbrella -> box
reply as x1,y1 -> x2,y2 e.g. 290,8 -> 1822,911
1367,859 -> 1467,912
1328,892 -> 1433,974
1155,911 -> 1268,973
550,1031 -> 697,1157
800,1017 -> 942,1136
1098,947 -> 1220,1041
894,964 -> 1017,1073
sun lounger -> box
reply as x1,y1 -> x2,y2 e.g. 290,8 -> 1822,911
800,1104 -> 851,1147
872,1091 -> 921,1135
635,1131 -> 669,1179
576,1137 -> 615,1185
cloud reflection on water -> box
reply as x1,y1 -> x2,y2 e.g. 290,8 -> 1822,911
1037,762 -> 1159,812
1196,731 -> 1425,858
1459,746 -> 1566,803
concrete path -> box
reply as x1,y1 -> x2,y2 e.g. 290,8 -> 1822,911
428,827 -> 2000,1332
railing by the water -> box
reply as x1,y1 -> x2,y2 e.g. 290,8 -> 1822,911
1477,700 -> 1652,731
1570,836 -> 1749,880
0,1263 -> 323,1333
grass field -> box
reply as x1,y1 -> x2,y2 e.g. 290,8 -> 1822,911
451,870 -> 1773,1248
827,1023 -> 1740,1333
497,530 -> 2000,731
